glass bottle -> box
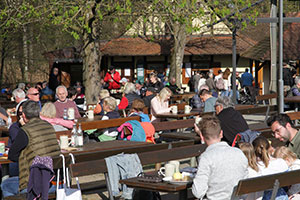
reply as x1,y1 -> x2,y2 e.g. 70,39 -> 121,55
71,124 -> 77,147
77,123 -> 83,147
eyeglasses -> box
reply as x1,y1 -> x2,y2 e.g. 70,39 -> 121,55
29,93 -> 39,96
271,126 -> 284,137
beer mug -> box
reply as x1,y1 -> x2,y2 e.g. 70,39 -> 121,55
68,108 -> 75,120
85,109 -> 94,119
184,105 -> 192,114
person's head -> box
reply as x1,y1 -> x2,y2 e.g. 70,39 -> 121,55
109,66 -> 115,73
196,116 -> 222,145
295,78 -> 300,88
199,89 -> 212,102
135,80 -> 143,90
146,87 -> 156,96
149,72 -> 158,84
267,114 -> 296,142
35,82 -> 42,91
124,82 -> 136,95
252,136 -> 271,167
26,87 -> 40,102
102,97 -> 117,112
120,78 -> 128,86
99,89 -> 110,100
274,146 -> 297,167
131,99 -> 145,112
158,87 -> 172,102
170,77 -> 176,85
56,85 -> 68,102
22,100 -> 40,122
52,67 -> 59,76
67,87 -> 77,100
239,142 -> 259,172
12,88 -> 26,103
208,72 -> 213,79
40,102 -> 57,118
214,96 -> 234,115
245,68 -> 249,73
18,83 -> 25,90
218,70 -> 223,75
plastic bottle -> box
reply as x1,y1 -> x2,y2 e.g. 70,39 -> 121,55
71,124 -> 77,147
63,108 -> 68,120
77,123 -> 83,147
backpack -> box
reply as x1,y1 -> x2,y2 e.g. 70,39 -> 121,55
216,78 -> 225,90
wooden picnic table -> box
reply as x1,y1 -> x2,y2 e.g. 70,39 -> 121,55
61,140 -> 151,155
120,172 -> 192,200
156,111 -> 200,119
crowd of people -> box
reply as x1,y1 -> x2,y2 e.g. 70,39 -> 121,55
0,64 -> 300,199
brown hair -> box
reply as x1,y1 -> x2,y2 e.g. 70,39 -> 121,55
252,136 -> 270,167
197,116 -> 221,140
131,99 -> 145,112
223,68 -> 231,80
274,146 -> 297,161
239,142 -> 259,172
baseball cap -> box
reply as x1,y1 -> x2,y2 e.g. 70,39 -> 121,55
120,78 -> 128,83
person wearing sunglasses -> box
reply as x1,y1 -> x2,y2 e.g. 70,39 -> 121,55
26,88 -> 42,110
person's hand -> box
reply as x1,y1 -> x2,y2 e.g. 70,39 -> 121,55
194,123 -> 200,136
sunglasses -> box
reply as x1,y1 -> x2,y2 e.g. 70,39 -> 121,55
29,93 -> 39,96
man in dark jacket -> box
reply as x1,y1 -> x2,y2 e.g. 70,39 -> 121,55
215,96 -> 249,145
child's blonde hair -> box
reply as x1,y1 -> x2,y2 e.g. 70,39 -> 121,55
274,146 -> 297,161
239,142 -> 259,172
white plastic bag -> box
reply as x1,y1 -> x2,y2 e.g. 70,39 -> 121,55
56,154 -> 82,200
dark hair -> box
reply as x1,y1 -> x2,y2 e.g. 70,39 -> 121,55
67,87 -> 77,98
266,114 -> 295,129
245,68 -> 249,72
22,100 -> 40,119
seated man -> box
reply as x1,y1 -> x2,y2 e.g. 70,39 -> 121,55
215,96 -> 249,145
267,114 -> 300,158
167,77 -> 180,94
26,87 -> 42,109
2,100 -> 61,197
192,116 -> 248,200
12,88 -> 27,114
199,89 -> 217,113
54,85 -> 81,119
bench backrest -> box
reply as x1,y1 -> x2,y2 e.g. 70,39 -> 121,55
69,144 -> 206,177
256,93 -> 277,102
286,111 -> 300,121
80,116 -> 141,130
232,169 -> 300,199
238,105 -> 277,115
53,140 -> 195,169
152,118 -> 195,131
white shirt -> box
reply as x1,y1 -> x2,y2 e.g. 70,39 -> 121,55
150,96 -> 170,122
192,142 -> 248,200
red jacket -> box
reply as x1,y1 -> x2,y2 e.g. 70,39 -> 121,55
104,71 -> 121,89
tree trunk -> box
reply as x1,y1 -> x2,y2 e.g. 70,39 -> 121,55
82,1 -> 102,104
0,37 -> 7,87
23,25 -> 29,82
169,22 -> 186,87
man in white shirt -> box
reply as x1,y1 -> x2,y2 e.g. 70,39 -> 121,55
192,116 -> 248,200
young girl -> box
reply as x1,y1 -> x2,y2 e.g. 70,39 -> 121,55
274,146 -> 300,196
252,136 -> 289,200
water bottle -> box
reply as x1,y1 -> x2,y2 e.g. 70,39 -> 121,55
63,108 -> 68,120
71,124 -> 77,147
77,123 -> 83,147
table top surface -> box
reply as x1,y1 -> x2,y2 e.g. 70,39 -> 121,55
61,140 -> 151,154
156,111 -> 200,119
77,115 -> 103,123
120,176 -> 192,192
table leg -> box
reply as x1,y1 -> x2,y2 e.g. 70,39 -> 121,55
179,189 -> 187,200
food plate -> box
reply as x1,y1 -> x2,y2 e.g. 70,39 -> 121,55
162,177 -> 191,185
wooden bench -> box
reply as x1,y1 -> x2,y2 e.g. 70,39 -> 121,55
231,169 -> 300,200
5,140 -> 195,200
70,144 -> 206,200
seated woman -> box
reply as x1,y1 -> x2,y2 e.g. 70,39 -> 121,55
252,136 -> 289,199
150,87 -> 172,122
94,89 -> 110,115
118,82 -> 141,110
40,102 -> 74,131
128,99 -> 150,122
98,97 -> 120,142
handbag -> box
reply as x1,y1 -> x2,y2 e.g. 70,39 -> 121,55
56,153 -> 82,200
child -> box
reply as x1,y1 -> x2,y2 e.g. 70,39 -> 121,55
274,146 -> 300,196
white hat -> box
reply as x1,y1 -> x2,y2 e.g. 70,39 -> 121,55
120,77 -> 128,83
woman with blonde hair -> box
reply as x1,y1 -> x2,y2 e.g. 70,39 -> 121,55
150,87 -> 172,122
40,102 -> 74,131
274,146 -> 300,196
